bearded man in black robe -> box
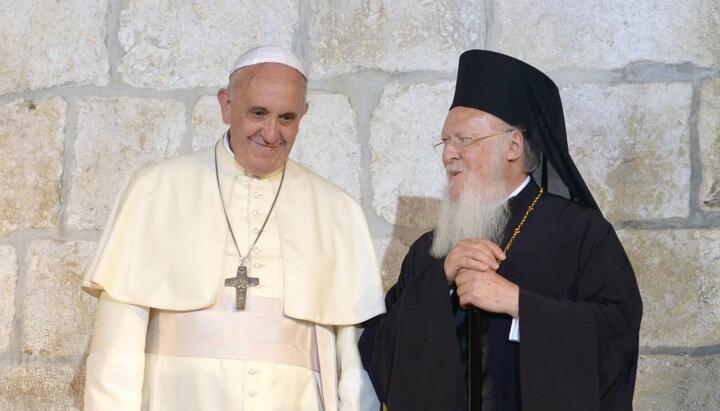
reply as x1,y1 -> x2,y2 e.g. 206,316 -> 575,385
358,50 -> 642,411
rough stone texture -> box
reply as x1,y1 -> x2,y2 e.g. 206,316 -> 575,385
191,95 -> 227,151
699,78 -> 720,210
291,93 -> 362,200
0,245 -> 18,351
23,239 -> 97,357
0,365 -> 85,410
494,1 -> 720,70
563,83 -> 692,221
0,97 -> 66,236
618,229 -> 720,347
374,237 -> 410,291
0,1 -> 109,94
634,355 -> 720,410
371,81 -> 452,227
308,0 -> 484,78
118,0 -> 299,89
67,97 -> 184,230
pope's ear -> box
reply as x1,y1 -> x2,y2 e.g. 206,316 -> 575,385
217,89 -> 232,125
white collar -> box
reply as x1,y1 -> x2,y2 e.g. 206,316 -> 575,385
507,176 -> 531,200
223,131 -> 233,155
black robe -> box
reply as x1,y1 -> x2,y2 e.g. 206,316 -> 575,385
358,180 -> 642,411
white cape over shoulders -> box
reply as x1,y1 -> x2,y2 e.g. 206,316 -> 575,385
82,143 -> 385,325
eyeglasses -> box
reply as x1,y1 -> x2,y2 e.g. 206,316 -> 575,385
432,129 -> 515,155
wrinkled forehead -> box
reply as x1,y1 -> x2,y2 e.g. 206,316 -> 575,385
442,106 -> 510,134
231,63 -> 308,97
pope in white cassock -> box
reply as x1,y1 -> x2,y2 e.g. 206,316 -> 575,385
82,45 -> 386,410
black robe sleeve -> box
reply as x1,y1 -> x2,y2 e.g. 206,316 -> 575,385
516,202 -> 642,411
358,232 -> 467,411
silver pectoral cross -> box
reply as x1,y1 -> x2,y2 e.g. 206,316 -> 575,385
224,265 -> 259,310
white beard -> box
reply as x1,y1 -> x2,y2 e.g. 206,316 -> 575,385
430,168 -> 511,259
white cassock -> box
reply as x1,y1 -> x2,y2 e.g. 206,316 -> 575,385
83,139 -> 386,410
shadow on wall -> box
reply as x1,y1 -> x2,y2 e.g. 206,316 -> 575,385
380,195 -> 441,289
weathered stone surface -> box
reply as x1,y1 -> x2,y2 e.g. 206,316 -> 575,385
0,97 -> 65,236
370,81 -> 452,227
0,365 -> 85,410
191,95 -> 227,151
118,0 -> 299,88
494,1 -> 720,70
67,97 -> 184,230
635,355 -> 720,410
0,1 -> 109,94
23,239 -> 97,357
563,83 -> 692,221
618,229 -> 720,347
699,78 -> 720,210
308,0 -> 484,77
374,237 -> 410,291
0,245 -> 18,351
291,93 -> 362,201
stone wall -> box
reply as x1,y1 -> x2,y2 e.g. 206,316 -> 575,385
1,0 -> 718,409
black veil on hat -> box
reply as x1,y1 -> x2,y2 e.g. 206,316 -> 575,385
450,49 -> 599,211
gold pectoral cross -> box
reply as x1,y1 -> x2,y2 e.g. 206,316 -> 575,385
224,265 -> 259,310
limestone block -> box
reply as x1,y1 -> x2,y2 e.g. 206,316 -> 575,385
67,97 -> 184,230
374,237 -> 409,291
618,229 -> 720,347
23,239 -> 97,357
118,0 -> 299,88
563,83 -> 692,221
370,81 -> 452,227
0,97 -> 65,236
308,0 -> 484,78
192,95 -> 227,151
634,355 -> 720,410
0,245 -> 18,351
0,365 -> 85,410
699,78 -> 720,210
0,1 -> 109,93
494,1 -> 720,70
291,93 -> 362,201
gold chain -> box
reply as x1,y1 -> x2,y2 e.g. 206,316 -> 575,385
502,187 -> 543,255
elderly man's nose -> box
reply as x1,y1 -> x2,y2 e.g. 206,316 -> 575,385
259,120 -> 281,142
443,143 -> 461,163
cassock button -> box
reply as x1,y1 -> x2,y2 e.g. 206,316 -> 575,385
253,263 -> 263,268
248,368 -> 257,375
248,390 -> 258,397
253,192 -> 262,198
252,228 -> 259,234
252,209 -> 260,216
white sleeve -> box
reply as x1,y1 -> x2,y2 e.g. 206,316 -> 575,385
84,292 -> 149,411
336,325 -> 381,411
509,318 -> 520,342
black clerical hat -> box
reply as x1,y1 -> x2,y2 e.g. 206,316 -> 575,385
450,50 -> 598,210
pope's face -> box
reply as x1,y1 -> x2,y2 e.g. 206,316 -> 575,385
441,107 -> 511,200
218,63 -> 308,177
